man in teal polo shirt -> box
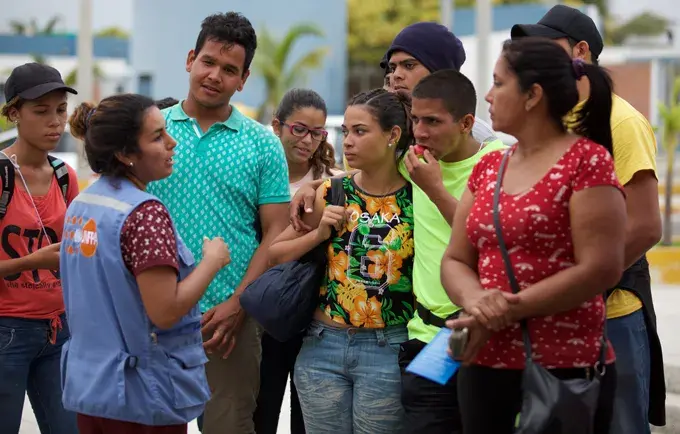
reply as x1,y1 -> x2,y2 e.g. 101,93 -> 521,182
147,12 -> 290,434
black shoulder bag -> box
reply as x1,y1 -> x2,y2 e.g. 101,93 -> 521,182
492,150 -> 607,434
241,177 -> 345,342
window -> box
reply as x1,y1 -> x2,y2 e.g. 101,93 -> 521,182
138,74 -> 153,97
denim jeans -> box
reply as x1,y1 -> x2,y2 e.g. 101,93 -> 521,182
293,320 -> 407,434
608,309 -> 651,434
0,314 -> 78,434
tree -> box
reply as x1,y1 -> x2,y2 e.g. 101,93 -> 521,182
658,76 -> 680,245
64,64 -> 104,87
9,15 -> 61,36
95,26 -> 130,39
0,111 -> 13,132
253,23 -> 327,123
608,12 -> 670,45
347,0 -> 537,67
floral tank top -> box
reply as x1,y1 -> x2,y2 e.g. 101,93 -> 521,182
319,175 -> 415,328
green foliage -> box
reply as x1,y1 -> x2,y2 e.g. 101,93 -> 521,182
95,26 -> 130,39
658,76 -> 680,245
253,23 -> 327,123
9,16 -> 61,35
347,0 -> 538,66
609,12 -> 670,45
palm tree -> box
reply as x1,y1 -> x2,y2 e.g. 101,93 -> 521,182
658,76 -> 680,245
9,16 -> 61,36
253,23 -> 327,123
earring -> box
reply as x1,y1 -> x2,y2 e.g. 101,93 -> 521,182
13,120 -> 18,125
388,142 -> 393,147
128,162 -> 134,167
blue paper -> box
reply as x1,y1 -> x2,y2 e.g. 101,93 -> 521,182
405,327 -> 461,385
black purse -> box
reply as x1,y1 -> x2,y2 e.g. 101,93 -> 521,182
240,177 -> 345,342
492,150 -> 607,434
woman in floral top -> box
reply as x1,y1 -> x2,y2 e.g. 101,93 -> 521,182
269,88 -> 415,434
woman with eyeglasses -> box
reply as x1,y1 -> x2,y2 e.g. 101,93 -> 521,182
253,88 -> 340,434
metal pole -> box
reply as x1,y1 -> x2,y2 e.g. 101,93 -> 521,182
77,0 -> 93,104
440,0 -> 453,30
76,0 -> 93,179
476,0 -> 492,120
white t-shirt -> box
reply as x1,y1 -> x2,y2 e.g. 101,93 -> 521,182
472,117 -> 496,144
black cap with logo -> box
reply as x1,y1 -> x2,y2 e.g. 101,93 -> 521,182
510,5 -> 604,60
4,62 -> 77,102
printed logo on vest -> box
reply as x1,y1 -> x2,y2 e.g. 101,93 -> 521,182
64,216 -> 98,257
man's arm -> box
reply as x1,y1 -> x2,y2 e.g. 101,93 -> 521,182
611,117 -> 662,268
234,203 -> 290,296
622,170 -> 662,267
425,185 -> 457,226
403,149 -> 458,225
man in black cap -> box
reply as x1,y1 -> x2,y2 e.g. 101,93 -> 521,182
512,6 -> 666,433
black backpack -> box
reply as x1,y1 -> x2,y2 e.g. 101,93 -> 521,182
241,177 -> 345,342
0,153 -> 70,219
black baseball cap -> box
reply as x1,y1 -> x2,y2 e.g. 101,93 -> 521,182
4,62 -> 77,102
511,5 -> 604,60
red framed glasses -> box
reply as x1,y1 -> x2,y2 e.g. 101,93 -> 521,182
281,122 -> 328,143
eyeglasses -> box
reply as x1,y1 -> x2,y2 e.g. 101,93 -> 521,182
281,121 -> 328,143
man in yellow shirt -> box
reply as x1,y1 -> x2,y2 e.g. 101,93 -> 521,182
513,5 -> 666,433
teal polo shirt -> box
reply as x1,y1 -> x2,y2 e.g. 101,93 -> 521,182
148,102 -> 290,312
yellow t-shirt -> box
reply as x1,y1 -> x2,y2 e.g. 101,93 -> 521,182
568,94 -> 657,319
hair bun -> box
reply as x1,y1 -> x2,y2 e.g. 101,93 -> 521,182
67,101 -> 96,140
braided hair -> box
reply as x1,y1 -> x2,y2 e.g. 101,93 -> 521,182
348,88 -> 414,162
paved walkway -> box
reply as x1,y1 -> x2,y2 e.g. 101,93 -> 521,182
19,285 -> 679,433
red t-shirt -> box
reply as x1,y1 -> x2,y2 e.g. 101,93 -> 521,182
466,138 -> 621,370
0,164 -> 79,319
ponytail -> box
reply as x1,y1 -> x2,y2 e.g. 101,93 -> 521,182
571,62 -> 614,156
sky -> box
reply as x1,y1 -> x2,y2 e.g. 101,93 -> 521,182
0,0 -> 133,33
0,0 -> 675,34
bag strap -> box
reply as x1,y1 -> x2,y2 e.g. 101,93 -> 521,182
47,155 -> 70,203
491,150 -> 607,368
0,154 -> 16,220
329,176 -> 346,207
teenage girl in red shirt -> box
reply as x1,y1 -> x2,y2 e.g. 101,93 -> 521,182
0,63 -> 80,433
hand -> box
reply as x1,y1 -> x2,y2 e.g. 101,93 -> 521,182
404,147 -> 443,196
201,295 -> 245,359
315,205 -> 345,242
202,236 -> 231,269
26,243 -> 61,270
462,289 -> 520,332
446,315 -> 492,365
290,183 -> 317,232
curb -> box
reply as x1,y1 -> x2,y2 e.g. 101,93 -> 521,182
649,247 -> 680,285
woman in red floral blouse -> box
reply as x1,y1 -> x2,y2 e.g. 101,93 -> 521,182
441,37 -> 627,434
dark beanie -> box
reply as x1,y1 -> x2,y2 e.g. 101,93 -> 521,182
382,22 -> 466,72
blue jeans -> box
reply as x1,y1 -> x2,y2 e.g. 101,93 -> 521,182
608,309 -> 651,434
0,315 -> 78,434
293,321 -> 407,434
